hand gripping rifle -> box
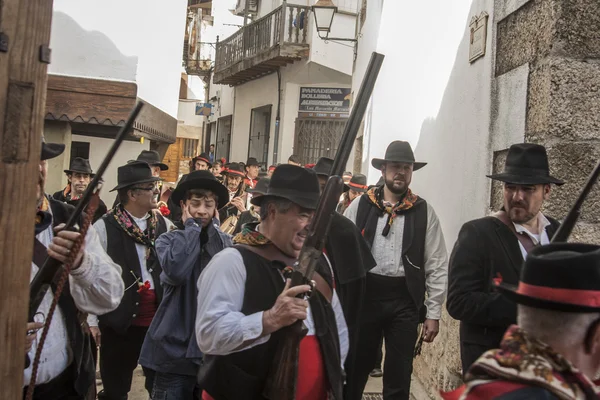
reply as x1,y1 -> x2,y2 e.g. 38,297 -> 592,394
551,156 -> 600,242
264,52 -> 385,400
25,103 -> 143,376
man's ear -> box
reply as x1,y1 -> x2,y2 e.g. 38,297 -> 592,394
544,184 -> 552,200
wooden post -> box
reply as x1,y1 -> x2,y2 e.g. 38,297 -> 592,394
0,0 -> 54,396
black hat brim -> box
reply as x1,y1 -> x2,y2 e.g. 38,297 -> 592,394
154,163 -> 169,171
371,158 -> 427,171
64,169 -> 95,176
251,193 -> 319,210
41,143 -> 65,160
486,173 -> 565,186
110,176 -> 161,192
171,178 -> 229,210
497,282 -> 600,313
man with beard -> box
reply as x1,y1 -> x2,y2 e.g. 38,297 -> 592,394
218,163 -> 247,233
25,142 -> 124,399
344,141 -> 448,400
446,143 -> 563,373
53,157 -> 107,223
191,153 -> 212,172
139,170 -> 232,398
196,165 -> 348,400
91,162 -> 174,400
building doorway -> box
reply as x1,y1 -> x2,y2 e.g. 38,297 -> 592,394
216,115 -> 232,162
294,117 -> 348,165
248,105 -> 272,169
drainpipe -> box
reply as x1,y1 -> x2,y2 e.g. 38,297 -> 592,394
273,68 -> 282,164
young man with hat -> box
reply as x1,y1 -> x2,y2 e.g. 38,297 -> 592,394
443,243 -> 600,399
344,140 -> 448,400
196,165 -> 348,400
244,157 -> 260,188
139,170 -> 232,399
218,162 -> 248,225
191,153 -> 212,172
232,177 -> 270,235
53,157 -> 108,223
91,162 -> 174,400
25,142 -> 124,399
447,143 -> 563,373
337,173 -> 368,214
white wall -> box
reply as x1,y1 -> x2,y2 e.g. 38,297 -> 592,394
52,0 -> 188,117
178,100 -> 205,127
72,135 -> 150,205
308,12 -> 356,76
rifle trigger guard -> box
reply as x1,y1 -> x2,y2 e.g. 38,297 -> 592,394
306,279 -> 316,299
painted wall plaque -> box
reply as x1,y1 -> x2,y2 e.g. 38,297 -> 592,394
469,12 -> 489,63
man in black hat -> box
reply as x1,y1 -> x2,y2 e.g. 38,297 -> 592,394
91,162 -> 174,400
232,178 -> 270,235
53,157 -> 108,223
337,173 -> 368,214
244,157 -> 260,189
218,163 -> 248,229
24,142 -> 124,399
196,165 -> 348,400
344,141 -> 449,400
447,143 -> 563,373
443,243 -> 600,399
135,150 -> 168,176
139,170 -> 232,399
191,153 -> 212,172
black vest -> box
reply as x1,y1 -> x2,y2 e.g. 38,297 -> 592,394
200,247 -> 343,400
42,199 -> 95,395
355,195 -> 429,316
97,212 -> 167,334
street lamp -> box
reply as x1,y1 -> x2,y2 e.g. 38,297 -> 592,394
312,0 -> 357,42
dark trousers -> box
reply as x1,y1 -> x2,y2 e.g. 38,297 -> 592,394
460,341 -> 492,376
151,371 -> 198,399
23,364 -> 84,400
98,325 -> 149,400
348,274 -> 419,400
374,336 -> 384,369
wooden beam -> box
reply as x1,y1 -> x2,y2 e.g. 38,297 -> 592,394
0,0 -> 54,396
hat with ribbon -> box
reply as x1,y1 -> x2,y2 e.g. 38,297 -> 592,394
111,161 -> 161,191
251,165 -> 320,210
41,141 -> 65,161
372,141 -> 427,171
268,165 -> 277,172
496,243 -> 600,312
223,162 -> 246,178
487,143 -> 564,186
171,170 -> 229,209
347,174 -> 368,193
312,157 -> 350,192
247,178 -> 270,195
192,153 -> 212,168
64,157 -> 95,176
134,150 -> 168,171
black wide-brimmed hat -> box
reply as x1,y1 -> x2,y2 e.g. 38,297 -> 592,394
251,165 -> 320,210
111,161 -> 161,191
487,143 -> 564,186
223,162 -> 246,178
64,157 -> 95,176
372,141 -> 427,171
496,243 -> 600,312
312,157 -> 350,192
246,157 -> 260,167
347,174 -> 368,193
171,170 -> 229,209
247,178 -> 270,195
193,153 -> 212,168
41,141 -> 65,161
134,150 -> 168,171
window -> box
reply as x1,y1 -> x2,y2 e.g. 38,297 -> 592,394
70,141 -> 90,163
216,116 -> 232,162
182,138 -> 199,158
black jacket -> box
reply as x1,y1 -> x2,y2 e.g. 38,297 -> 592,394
52,189 -> 108,224
446,216 -> 559,369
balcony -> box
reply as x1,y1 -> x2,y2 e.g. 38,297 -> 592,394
214,2 -> 310,86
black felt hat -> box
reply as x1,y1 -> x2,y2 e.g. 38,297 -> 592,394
64,157 -> 95,175
135,150 -> 168,171
193,153 -> 212,168
496,243 -> 600,312
247,178 -> 270,195
223,162 -> 246,178
246,157 -> 260,167
487,143 -> 564,186
312,157 -> 350,192
111,161 -> 161,191
347,174 -> 368,193
251,165 -> 320,210
372,141 -> 427,171
171,170 -> 229,209
41,141 -> 65,161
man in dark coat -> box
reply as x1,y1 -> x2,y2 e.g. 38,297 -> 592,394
232,177 -> 269,235
447,143 -> 564,373
53,157 -> 107,223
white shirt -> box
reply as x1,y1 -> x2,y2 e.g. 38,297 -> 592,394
88,210 -> 173,326
195,248 -> 349,367
513,212 -> 551,259
25,208 -> 124,386
344,196 -> 449,320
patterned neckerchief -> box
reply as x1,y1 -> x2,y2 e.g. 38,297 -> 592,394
365,186 -> 418,236
110,204 -> 158,249
233,223 -> 271,246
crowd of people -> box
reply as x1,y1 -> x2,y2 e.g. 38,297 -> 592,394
24,137 -> 600,400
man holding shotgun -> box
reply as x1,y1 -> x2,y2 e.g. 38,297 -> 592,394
24,141 -> 124,399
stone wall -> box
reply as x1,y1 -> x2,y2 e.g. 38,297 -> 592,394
411,0 -> 600,398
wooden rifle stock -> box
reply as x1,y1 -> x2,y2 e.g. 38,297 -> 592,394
28,102 -> 144,321
552,156 -> 600,242
264,52 -> 384,400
